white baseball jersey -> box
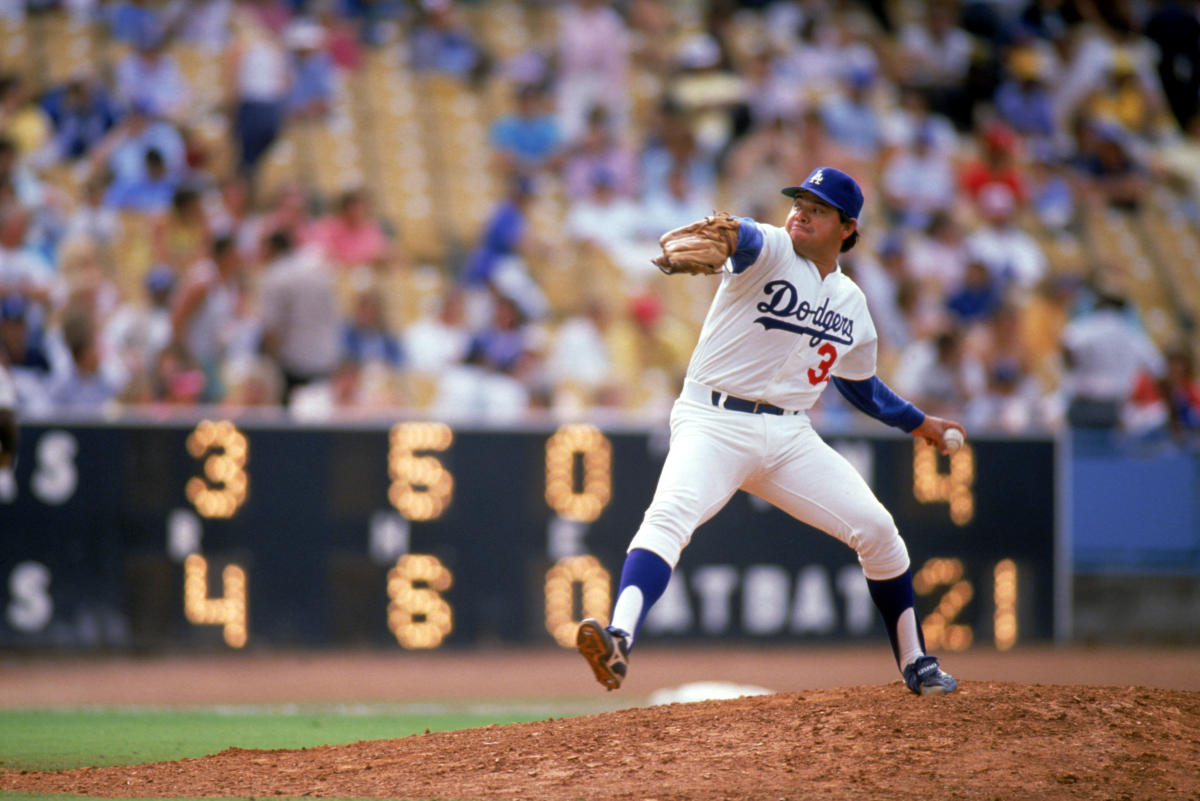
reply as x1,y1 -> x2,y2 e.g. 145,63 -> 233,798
686,221 -> 878,410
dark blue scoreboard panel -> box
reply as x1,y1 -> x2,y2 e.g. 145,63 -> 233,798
0,420 -> 1058,651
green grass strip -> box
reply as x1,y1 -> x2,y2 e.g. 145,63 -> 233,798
0,707 -> 552,772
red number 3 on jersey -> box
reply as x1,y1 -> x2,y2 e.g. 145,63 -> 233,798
807,343 -> 838,385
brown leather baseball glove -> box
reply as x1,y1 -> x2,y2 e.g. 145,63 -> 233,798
652,212 -> 740,275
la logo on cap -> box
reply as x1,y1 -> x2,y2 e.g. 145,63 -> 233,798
809,169 -> 824,185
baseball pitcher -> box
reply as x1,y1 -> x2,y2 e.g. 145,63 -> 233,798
578,167 -> 962,695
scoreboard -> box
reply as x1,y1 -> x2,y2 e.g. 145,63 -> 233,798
0,419 -> 1060,651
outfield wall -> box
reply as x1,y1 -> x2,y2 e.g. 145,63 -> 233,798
1,417 -> 1059,652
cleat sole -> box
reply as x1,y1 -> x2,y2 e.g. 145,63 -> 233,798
577,620 -> 621,691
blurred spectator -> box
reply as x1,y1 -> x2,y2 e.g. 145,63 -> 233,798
461,175 -> 548,323
964,185 -> 1047,290
285,17 -> 337,120
150,341 -> 207,405
39,76 -> 119,163
433,293 -> 536,422
410,0 -> 489,84
341,285 -> 403,368
153,186 -> 212,273
946,258 -> 1004,325
820,67 -> 884,161
562,105 -> 635,198
1028,153 -> 1077,232
0,73 -> 51,159
1022,273 -> 1082,388
491,84 -> 564,176
960,121 -> 1027,208
205,174 -> 262,259
639,165 -> 714,237
432,335 -> 531,422
1085,49 -> 1175,143
466,292 -> 529,374
556,0 -> 630,141
0,207 -> 58,324
0,293 -> 50,374
256,182 -> 314,243
963,359 -> 1047,433
565,171 -> 650,282
90,102 -> 186,188
1070,117 -> 1148,211
48,306 -> 118,411
893,328 -> 986,418
171,234 -> 243,400
0,293 -> 52,415
639,104 -> 716,206
993,45 -> 1057,148
114,31 -> 191,122
224,11 -> 291,190
844,235 -> 913,360
544,297 -> 615,407
894,0 -> 975,129
404,286 -> 470,374
906,212 -> 969,292
303,187 -> 391,270
1061,291 -> 1166,429
57,234 -> 118,325
1055,22 -> 1162,131
1158,346 -> 1200,434
64,175 -> 120,246
103,148 -> 179,214
221,353 -> 283,407
258,229 -> 341,403
0,135 -> 47,209
102,265 -> 175,401
880,85 -> 957,152
175,0 -> 234,53
880,123 -> 956,230
106,0 -> 165,48
312,0 -> 363,72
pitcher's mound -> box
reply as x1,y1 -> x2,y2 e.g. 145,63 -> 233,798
4,682 -> 1198,800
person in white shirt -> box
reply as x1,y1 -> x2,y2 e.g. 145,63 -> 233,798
577,167 -> 962,696
1062,292 -> 1166,429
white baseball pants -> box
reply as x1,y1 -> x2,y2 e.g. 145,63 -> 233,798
628,380 -> 911,581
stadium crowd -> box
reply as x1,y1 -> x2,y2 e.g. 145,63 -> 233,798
0,0 -> 1199,439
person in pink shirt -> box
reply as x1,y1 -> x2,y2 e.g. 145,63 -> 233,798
303,188 -> 392,270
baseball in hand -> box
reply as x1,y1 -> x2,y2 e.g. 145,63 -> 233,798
943,428 -> 964,454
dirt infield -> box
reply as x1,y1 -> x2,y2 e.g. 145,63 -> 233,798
3,646 -> 1200,799
4,682 -> 1199,800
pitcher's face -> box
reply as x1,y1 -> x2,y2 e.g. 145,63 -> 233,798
784,191 -> 854,256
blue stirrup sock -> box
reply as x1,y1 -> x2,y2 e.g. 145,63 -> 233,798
608,548 -> 672,648
866,568 -> 927,671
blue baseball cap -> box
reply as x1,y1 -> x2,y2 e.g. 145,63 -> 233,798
781,167 -> 864,220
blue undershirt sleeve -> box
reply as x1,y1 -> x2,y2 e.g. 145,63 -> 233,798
730,217 -> 764,274
831,375 -> 926,433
